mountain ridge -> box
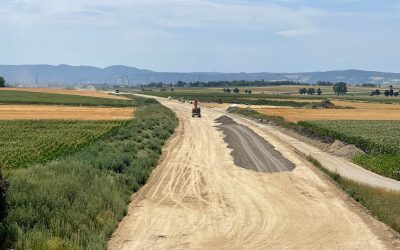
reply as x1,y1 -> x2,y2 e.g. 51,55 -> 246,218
1,64 -> 399,86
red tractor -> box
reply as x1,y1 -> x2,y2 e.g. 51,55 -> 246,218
192,98 -> 201,118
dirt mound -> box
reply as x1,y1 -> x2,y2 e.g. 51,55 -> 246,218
327,140 -> 365,158
215,115 -> 236,125
307,99 -> 336,109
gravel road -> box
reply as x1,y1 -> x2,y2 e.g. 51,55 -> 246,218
216,115 -> 295,173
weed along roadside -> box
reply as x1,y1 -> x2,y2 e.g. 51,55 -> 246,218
3,97 -> 178,249
307,156 -> 400,234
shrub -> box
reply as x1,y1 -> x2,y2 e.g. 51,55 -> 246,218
6,103 -> 178,249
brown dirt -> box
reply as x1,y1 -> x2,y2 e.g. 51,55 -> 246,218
0,105 -> 134,120
109,97 -> 397,250
1,88 -> 130,100
327,140 -> 365,158
254,107 -> 400,122
332,100 -> 400,110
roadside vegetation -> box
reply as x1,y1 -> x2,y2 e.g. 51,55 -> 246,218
0,120 -> 126,170
0,95 -> 178,249
0,163 -> 9,247
308,157 -> 400,234
0,90 -> 133,106
299,120 -> 400,180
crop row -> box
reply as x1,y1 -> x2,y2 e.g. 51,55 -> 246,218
0,90 -> 134,107
298,120 -> 400,154
140,91 -> 310,107
0,120 -> 126,169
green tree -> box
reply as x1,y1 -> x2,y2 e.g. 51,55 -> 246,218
299,88 -> 307,95
333,82 -> 347,96
245,89 -> 248,94
170,88 -> 174,92
390,85 -> 394,96
317,88 -> 322,95
226,88 -> 231,94
233,88 -> 240,94
0,76 -> 5,88
384,90 -> 390,97
248,90 -> 252,94
374,89 -> 381,96
307,88 -> 316,95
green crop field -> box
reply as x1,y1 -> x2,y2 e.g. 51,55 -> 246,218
138,91 -> 311,107
0,95 -> 178,249
134,86 -> 400,105
0,120 -> 126,170
299,120 -> 400,179
0,90 -> 134,106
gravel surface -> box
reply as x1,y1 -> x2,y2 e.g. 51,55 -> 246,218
216,115 -> 295,173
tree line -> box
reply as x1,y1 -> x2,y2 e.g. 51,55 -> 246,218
175,80 -> 303,87
222,88 -> 251,94
299,82 -> 348,96
370,85 -> 399,97
299,87 -> 322,95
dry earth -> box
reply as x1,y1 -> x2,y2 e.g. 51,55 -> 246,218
0,88 -> 130,100
109,98 -> 398,250
0,105 -> 134,120
254,107 -> 400,122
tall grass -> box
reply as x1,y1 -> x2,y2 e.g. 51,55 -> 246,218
5,102 -> 178,249
308,156 -> 400,233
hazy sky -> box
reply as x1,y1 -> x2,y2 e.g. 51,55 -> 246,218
1,0 -> 400,72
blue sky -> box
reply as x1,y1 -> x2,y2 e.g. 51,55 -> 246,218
1,0 -> 400,72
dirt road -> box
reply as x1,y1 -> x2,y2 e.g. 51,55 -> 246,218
109,98 -> 397,249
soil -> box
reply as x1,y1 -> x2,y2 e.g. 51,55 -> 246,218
327,140 -> 365,158
109,97 -> 398,250
254,107 -> 400,122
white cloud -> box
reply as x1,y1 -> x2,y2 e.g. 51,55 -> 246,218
277,28 -> 323,37
0,0 -> 326,32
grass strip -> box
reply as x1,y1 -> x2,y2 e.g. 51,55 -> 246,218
308,156 -> 400,234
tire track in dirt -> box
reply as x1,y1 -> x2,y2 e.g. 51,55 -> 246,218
109,98 -> 397,250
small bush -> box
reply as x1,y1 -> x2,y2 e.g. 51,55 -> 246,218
308,156 -> 400,234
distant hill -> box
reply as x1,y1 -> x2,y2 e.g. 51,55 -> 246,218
0,64 -> 400,86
